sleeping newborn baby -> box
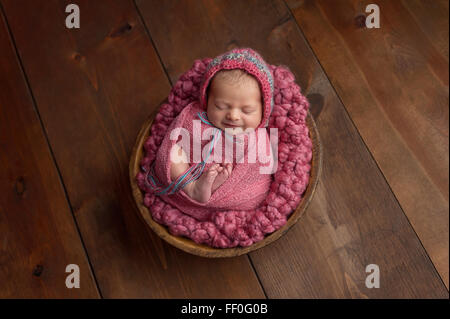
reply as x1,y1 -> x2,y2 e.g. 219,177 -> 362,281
170,69 -> 264,203
149,48 -> 276,221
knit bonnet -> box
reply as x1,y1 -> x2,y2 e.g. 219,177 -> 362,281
199,48 -> 274,128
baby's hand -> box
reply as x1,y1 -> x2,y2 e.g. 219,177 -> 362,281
211,163 -> 233,193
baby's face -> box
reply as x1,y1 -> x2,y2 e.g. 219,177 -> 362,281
206,75 -> 263,133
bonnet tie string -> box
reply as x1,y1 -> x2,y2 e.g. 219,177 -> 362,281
143,112 -> 237,195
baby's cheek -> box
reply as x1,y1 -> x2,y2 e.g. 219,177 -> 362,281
249,113 -> 262,128
207,110 -> 221,127
206,108 -> 214,120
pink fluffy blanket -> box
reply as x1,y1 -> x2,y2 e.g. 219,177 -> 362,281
136,58 -> 312,248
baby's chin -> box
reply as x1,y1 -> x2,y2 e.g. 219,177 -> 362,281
209,119 -> 257,134
221,125 -> 257,135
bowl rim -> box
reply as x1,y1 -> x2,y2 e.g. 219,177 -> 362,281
129,100 -> 322,258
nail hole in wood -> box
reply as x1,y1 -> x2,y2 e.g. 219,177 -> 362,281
15,176 -> 26,196
32,264 -> 44,277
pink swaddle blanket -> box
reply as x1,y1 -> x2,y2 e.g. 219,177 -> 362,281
151,100 -> 274,221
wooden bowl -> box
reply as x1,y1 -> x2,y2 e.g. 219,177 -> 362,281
129,102 -> 322,258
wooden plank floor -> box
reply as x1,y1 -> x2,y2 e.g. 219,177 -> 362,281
288,0 -> 449,290
0,6 -> 99,298
0,0 -> 448,298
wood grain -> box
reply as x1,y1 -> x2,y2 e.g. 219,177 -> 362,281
287,0 -> 449,288
0,7 -> 99,298
402,0 -> 449,61
135,0 -> 448,297
1,0 -> 265,298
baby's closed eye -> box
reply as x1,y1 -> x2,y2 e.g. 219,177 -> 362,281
242,107 -> 255,114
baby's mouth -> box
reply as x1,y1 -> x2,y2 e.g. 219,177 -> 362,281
222,122 -> 241,128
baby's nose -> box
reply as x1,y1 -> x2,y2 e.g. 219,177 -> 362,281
227,109 -> 240,121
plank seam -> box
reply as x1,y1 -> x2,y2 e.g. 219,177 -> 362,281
248,255 -> 269,299
133,0 -> 174,86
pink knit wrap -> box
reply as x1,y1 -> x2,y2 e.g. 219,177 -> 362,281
151,101 -> 273,221
136,49 -> 312,248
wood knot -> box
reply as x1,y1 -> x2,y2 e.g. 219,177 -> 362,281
32,264 -> 44,277
14,176 -> 26,196
72,52 -> 84,62
110,22 -> 133,38
354,14 -> 366,28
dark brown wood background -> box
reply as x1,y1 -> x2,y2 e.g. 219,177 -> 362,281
0,0 -> 447,298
